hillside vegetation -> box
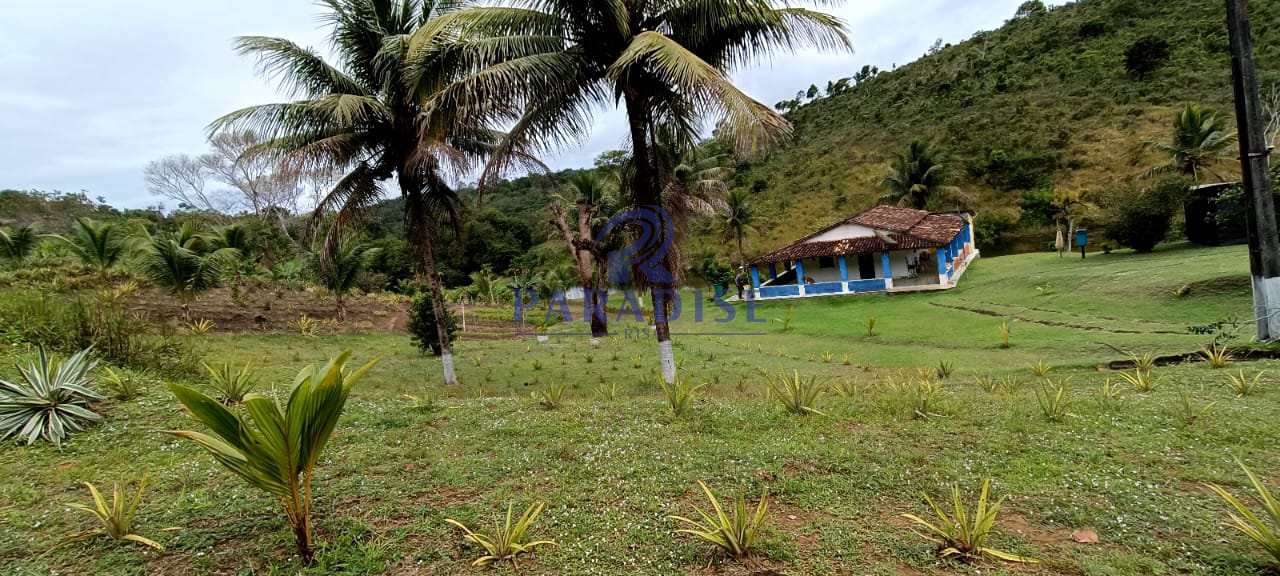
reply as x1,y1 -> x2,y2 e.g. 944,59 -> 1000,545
730,0 -> 1280,252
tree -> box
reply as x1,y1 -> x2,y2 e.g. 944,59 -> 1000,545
1101,179 -> 1183,253
210,0 -> 514,385
51,217 -> 125,275
309,240 -> 379,320
880,141 -> 967,209
1049,188 -> 1093,255
445,0 -> 850,383
143,154 -> 235,215
1263,82 -> 1280,149
548,172 -> 615,337
806,84 -> 819,99
720,189 -> 755,298
137,227 -> 236,321
1014,0 -> 1046,19
0,226 -> 37,262
1142,104 -> 1235,182
1124,35 -> 1170,80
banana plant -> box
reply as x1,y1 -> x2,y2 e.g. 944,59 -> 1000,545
166,352 -> 377,564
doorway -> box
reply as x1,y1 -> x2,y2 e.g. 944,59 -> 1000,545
857,253 -> 876,279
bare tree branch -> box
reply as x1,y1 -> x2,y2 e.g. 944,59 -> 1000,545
1264,81 -> 1280,149
144,154 -> 236,214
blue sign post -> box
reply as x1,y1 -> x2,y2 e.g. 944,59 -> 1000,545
1075,229 -> 1088,259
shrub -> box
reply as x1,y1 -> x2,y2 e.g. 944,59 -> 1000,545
659,377 -> 704,418
1100,181 -> 1181,253
768,371 -> 827,416
67,472 -> 163,550
446,502 -> 556,568
901,479 -> 1037,563
0,347 -> 102,447
203,362 -> 258,404
669,481 -> 768,559
1124,35 -> 1170,79
1205,458 -> 1280,565
167,352 -> 377,565
408,292 -> 458,356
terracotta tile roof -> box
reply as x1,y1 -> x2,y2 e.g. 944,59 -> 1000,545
750,206 -> 968,265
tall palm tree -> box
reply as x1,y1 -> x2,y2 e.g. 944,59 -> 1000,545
880,140 -> 965,209
209,0 -> 518,385
137,229 -> 237,321
720,189 -> 755,297
308,240 -> 380,320
436,0 -> 849,383
0,226 -> 37,262
50,218 -> 125,276
1143,104 -> 1236,182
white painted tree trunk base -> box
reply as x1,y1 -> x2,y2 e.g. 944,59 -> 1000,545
1252,275 -> 1280,341
658,340 -> 676,384
441,352 -> 458,385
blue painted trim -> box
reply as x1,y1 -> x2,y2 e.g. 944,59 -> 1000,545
759,285 -> 800,299
794,259 -> 806,283
880,251 -> 891,278
936,247 -> 948,277
750,266 -> 761,288
806,281 -> 843,295
837,255 -> 848,281
847,278 -> 887,293
768,263 -> 777,279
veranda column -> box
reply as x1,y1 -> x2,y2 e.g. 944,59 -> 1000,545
881,251 -> 893,289
795,259 -> 806,296
936,247 -> 949,287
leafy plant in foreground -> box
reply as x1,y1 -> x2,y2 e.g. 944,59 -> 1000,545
1226,370 -> 1265,397
1201,344 -> 1232,369
99,367 -> 145,401
1029,360 -> 1051,378
1129,351 -> 1158,373
659,377 -> 704,418
203,361 -> 258,404
767,371 -> 827,416
67,472 -> 164,550
1034,380 -> 1070,422
445,502 -> 556,568
0,347 -> 102,447
167,352 -> 377,564
1205,458 -> 1280,565
669,481 -> 768,559
901,478 -> 1037,563
1118,368 -> 1157,393
535,383 -> 567,409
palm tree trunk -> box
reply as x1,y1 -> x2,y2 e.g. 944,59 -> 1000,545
419,217 -> 458,385
624,92 -> 677,384
736,232 -> 748,299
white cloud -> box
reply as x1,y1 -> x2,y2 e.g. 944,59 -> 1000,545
0,0 -> 1039,208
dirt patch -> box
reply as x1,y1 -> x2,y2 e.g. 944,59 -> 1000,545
1104,346 -> 1280,370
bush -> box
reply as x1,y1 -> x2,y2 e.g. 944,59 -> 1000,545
1125,35 -> 1170,79
408,291 -> 458,356
1100,179 -> 1184,252
974,210 -> 1019,249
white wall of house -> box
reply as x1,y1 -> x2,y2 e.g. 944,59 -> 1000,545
806,223 -> 877,242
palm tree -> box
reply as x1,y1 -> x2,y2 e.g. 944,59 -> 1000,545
209,0 -> 517,385
0,226 -> 37,262
549,172 -> 616,337
439,0 -> 849,383
1143,104 -> 1236,182
880,141 -> 965,209
138,229 -> 237,322
308,240 -> 379,320
206,223 -> 258,282
468,265 -> 500,305
721,189 -> 755,298
51,218 -> 125,276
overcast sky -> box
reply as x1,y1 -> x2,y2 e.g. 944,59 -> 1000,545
0,0 -> 1043,209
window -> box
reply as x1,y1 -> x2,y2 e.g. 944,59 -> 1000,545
817,256 -> 834,269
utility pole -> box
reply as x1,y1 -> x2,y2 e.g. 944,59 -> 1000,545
1226,0 -> 1280,341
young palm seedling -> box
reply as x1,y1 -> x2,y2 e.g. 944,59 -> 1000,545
866,317 -> 878,337
975,375 -> 999,394
1118,368 -> 1157,393
100,366 -> 145,401
290,314 -> 319,337
446,502 -> 556,568
1226,370 -> 1264,397
659,377 -> 704,418
935,360 -> 955,380
0,347 -> 102,447
1129,351 -> 1158,373
768,371 -> 827,416
185,318 -> 215,335
1205,458 -> 1280,565
1029,360 -> 1051,378
820,351 -> 834,364
1201,344 -> 1232,369
66,472 -> 164,550
901,478 -> 1037,563
167,352 -> 376,565
1097,378 -> 1124,405
400,393 -> 439,413
998,321 -> 1011,349
592,381 -> 618,401
1035,380 -> 1071,423
535,383 -> 567,409
842,353 -> 852,366
906,377 -> 947,420
669,481 -> 769,559
203,361 -> 257,404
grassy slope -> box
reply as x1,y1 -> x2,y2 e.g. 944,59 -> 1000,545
724,0 -> 1280,253
2,246 -> 1279,575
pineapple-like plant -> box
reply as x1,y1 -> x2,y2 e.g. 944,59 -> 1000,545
0,347 -> 102,447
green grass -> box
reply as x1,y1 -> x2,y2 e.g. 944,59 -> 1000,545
2,244 -> 1279,574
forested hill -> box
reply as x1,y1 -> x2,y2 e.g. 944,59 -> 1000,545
729,0 -> 1280,252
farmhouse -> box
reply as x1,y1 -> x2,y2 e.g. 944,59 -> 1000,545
748,205 -> 978,300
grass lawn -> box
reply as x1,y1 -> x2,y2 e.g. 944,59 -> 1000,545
3,243 -> 1280,575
